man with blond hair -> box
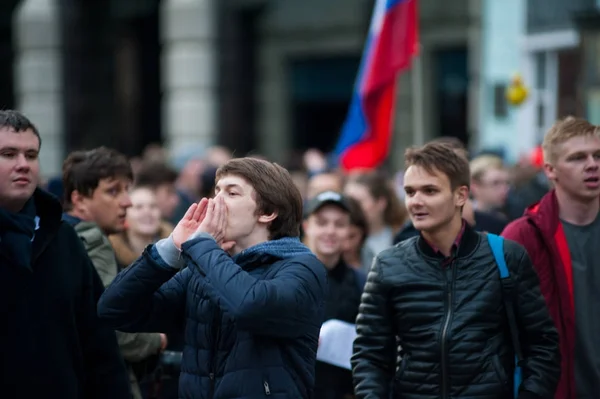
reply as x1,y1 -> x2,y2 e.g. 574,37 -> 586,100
470,154 -> 511,216
503,116 -> 600,399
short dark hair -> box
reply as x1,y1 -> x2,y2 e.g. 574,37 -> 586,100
404,141 -> 470,190
346,196 -> 369,246
62,147 -> 133,210
429,136 -> 468,159
0,110 -> 41,147
346,171 -> 407,230
134,161 -> 178,190
216,157 -> 303,239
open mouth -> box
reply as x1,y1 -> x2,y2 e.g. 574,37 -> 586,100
412,212 -> 428,218
584,177 -> 599,183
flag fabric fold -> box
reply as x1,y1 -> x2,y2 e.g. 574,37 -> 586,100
334,0 -> 419,171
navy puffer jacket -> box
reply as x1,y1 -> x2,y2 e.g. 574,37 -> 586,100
98,236 -> 327,399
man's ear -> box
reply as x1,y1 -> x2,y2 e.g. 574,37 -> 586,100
70,189 -> 93,214
455,186 -> 469,208
544,162 -> 556,182
70,190 -> 85,208
258,212 -> 277,224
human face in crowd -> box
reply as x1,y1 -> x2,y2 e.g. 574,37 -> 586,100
343,224 -> 365,255
403,165 -> 468,233
546,135 -> 600,202
344,182 -> 386,227
126,187 -> 162,237
214,174 -> 274,247
472,167 -> 510,210
74,176 -> 132,235
154,183 -> 179,220
304,204 -> 351,259
0,128 -> 40,212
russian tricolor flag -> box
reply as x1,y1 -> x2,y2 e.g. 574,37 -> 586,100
334,0 -> 418,171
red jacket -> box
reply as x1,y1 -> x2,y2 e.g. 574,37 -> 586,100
502,190 -> 574,399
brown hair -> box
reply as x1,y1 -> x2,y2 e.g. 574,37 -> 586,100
216,157 -> 303,239
134,161 -> 178,190
346,196 -> 369,247
347,171 -> 407,231
542,116 -> 600,163
429,136 -> 469,159
404,141 -> 470,190
62,147 -> 133,211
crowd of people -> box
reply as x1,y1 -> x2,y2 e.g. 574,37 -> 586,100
1,108 -> 599,399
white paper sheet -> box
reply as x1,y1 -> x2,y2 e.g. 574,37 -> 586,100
316,319 -> 357,370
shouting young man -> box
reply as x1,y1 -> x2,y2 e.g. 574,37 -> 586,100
503,117 -> 600,398
351,141 -> 560,399
98,157 -> 328,399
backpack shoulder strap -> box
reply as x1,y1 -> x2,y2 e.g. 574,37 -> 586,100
486,233 -> 524,362
487,233 -> 509,278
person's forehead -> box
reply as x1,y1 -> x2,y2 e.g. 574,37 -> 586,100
312,204 -> 350,218
216,174 -> 252,189
559,135 -> 600,153
0,127 -> 39,148
404,165 -> 447,185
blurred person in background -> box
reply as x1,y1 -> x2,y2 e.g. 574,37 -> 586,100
205,145 -> 232,168
470,154 -> 511,217
303,190 -> 365,399
0,110 -> 131,398
503,117 -> 600,399
198,165 -> 218,199
109,186 -> 173,272
344,171 -> 407,266
135,162 -> 180,223
109,185 -> 177,399
504,145 -> 551,220
342,196 -> 372,271
62,147 -> 166,399
170,154 -> 203,224
307,172 -> 344,200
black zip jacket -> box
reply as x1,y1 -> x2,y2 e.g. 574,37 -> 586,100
351,224 -> 560,399
0,189 -> 130,398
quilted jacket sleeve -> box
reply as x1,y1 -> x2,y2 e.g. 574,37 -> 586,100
351,255 -> 396,399
98,247 -> 190,334
508,241 -> 561,398
181,237 -> 327,338
77,254 -> 131,399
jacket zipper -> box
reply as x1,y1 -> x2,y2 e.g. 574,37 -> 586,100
208,310 -> 222,399
440,262 -> 456,399
263,380 -> 271,395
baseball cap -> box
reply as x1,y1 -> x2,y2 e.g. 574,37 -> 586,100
304,191 -> 351,218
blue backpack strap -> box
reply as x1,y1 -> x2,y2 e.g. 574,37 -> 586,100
488,233 -> 509,278
487,233 -> 523,398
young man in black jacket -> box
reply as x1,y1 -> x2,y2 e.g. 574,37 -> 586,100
0,110 -> 131,398
351,141 -> 560,399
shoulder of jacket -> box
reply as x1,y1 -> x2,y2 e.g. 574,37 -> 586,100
74,222 -> 105,245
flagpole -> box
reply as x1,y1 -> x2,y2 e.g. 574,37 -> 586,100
411,43 -> 424,146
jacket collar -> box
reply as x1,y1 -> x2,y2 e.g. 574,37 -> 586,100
31,188 -> 64,262
417,221 -> 480,260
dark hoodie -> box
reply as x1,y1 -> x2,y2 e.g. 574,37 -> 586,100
0,189 -> 131,398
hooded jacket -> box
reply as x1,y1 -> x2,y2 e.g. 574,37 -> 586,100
98,235 -> 328,399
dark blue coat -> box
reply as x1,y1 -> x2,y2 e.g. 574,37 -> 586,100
98,236 -> 327,399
